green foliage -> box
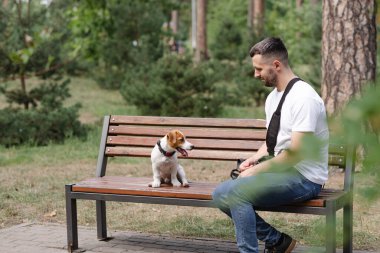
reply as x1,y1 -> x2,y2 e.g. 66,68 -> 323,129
329,84 -> 380,200
207,0 -> 248,48
0,1 -> 86,147
207,0 -> 254,61
1,78 -> 70,109
265,1 -> 322,89
211,19 -> 246,61
232,60 -> 271,106
120,55 -> 226,117
0,105 -> 86,147
0,78 -> 87,147
0,0 -> 73,79
66,0 -> 178,89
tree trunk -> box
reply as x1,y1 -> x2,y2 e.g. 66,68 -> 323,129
169,10 -> 179,52
191,0 -> 197,50
321,0 -> 376,115
170,10 -> 178,34
253,0 -> 265,37
195,0 -> 208,62
295,0 -> 303,39
296,0 -> 303,8
247,0 -> 254,29
310,0 -> 320,6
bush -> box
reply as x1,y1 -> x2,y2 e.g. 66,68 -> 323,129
211,19 -> 246,61
91,65 -> 125,90
0,78 -> 87,146
232,61 -> 271,106
120,55 -> 227,117
0,105 -> 86,146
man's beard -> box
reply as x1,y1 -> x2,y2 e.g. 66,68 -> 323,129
263,69 -> 277,87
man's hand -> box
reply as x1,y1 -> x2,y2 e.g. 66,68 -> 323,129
239,165 -> 257,177
239,159 -> 253,171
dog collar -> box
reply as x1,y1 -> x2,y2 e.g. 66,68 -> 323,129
157,140 -> 176,157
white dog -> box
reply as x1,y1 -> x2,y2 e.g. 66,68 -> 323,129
150,129 -> 194,188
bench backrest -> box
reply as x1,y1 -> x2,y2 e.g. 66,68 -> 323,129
96,115 -> 355,192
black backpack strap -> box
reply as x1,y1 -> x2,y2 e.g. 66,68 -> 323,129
266,77 -> 302,156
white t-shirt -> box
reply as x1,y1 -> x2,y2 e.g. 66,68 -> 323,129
265,80 -> 329,185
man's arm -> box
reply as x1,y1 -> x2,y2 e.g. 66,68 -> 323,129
239,131 -> 311,177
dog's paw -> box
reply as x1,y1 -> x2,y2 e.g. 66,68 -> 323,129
151,181 -> 161,188
172,180 -> 181,187
181,179 -> 189,187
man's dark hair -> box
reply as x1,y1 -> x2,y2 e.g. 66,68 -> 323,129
249,37 -> 289,66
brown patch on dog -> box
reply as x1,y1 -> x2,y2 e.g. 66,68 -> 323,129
167,130 -> 185,149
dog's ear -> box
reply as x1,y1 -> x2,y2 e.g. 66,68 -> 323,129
175,130 -> 184,142
167,130 -> 176,145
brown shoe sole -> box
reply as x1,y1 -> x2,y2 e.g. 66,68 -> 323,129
285,239 -> 296,253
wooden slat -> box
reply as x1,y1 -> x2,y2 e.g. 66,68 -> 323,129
328,143 -> 346,155
107,136 -> 264,151
328,154 -> 345,167
110,115 -> 266,129
108,126 -> 267,140
72,176 -> 346,207
73,176 -> 214,200
105,146 -> 344,166
105,147 -> 254,161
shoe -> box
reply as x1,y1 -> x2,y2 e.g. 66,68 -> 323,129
263,233 -> 296,253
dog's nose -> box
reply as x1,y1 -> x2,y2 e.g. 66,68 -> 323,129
189,145 -> 194,150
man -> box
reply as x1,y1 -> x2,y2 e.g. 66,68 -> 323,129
212,37 -> 329,253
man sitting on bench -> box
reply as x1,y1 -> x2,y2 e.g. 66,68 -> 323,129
212,37 -> 329,253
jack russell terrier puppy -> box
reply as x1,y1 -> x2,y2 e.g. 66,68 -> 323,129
150,130 -> 194,188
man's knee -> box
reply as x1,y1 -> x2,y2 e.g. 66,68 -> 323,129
212,180 -> 237,209
212,183 -> 225,206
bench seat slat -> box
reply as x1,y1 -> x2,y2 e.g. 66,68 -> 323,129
110,116 -> 266,129
108,126 -> 267,140
73,176 -> 214,200
72,176 -> 347,208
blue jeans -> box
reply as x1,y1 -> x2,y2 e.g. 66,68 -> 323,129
212,169 -> 322,253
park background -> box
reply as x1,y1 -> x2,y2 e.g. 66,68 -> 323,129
0,0 -> 380,251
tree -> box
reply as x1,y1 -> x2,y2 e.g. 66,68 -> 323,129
247,0 -> 265,37
66,0 -> 177,89
253,0 -> 265,37
0,0 -> 73,107
195,0 -> 208,62
266,0 -> 322,88
321,0 -> 377,115
120,55 -> 226,117
0,0 -> 87,146
296,0 -> 303,8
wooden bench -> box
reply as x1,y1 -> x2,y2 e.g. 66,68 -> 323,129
65,115 -> 356,253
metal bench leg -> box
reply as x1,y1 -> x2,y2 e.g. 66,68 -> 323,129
343,202 -> 353,253
96,200 -> 108,240
326,201 -> 337,253
65,185 -> 78,252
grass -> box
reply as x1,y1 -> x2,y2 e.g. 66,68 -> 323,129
0,77 -> 379,250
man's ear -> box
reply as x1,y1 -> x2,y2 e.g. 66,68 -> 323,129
273,60 -> 281,69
